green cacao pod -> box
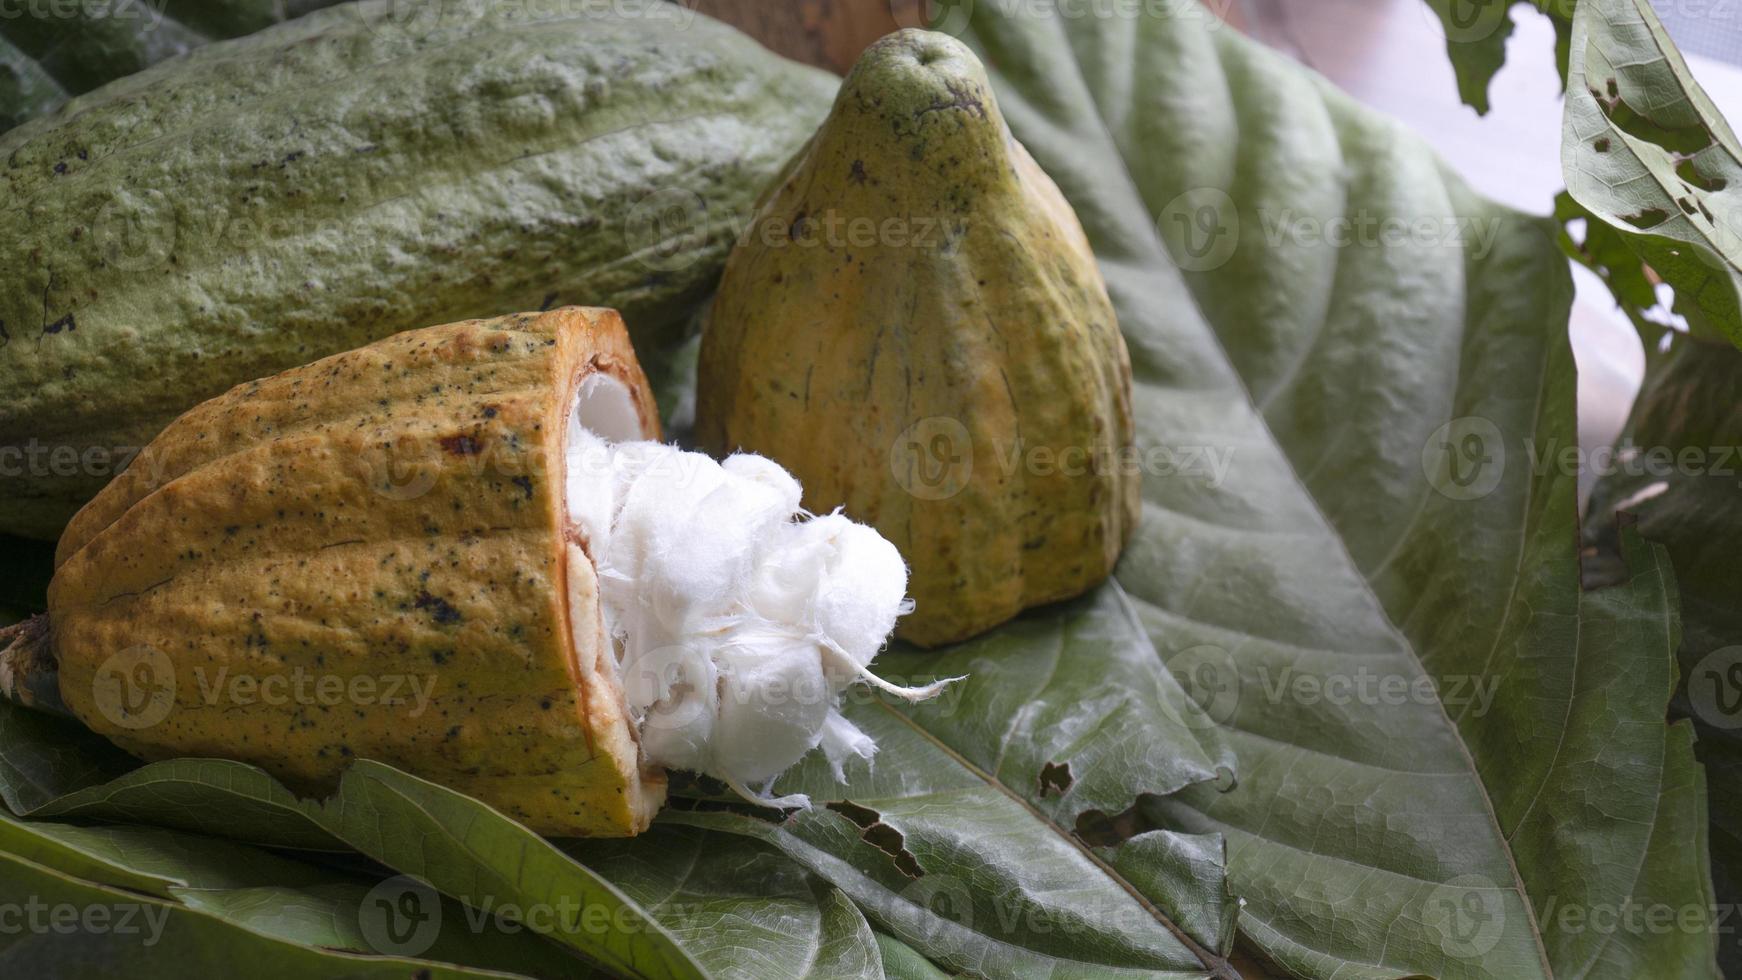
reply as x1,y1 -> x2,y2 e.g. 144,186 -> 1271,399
0,0 -> 836,540
47,308 -> 667,836
697,30 -> 1139,648
0,1 -> 348,133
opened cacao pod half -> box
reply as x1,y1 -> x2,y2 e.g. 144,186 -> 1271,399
20,307 -> 926,836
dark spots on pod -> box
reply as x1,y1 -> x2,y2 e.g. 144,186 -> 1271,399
37,312 -> 75,348
431,648 -> 453,665
53,161 -> 66,174
440,434 -> 483,456
848,159 -> 868,184
481,405 -> 499,419
0,320 -> 8,347
414,592 -> 463,625
540,697 -> 553,710
789,210 -> 809,241
280,150 -> 305,167
511,475 -> 534,499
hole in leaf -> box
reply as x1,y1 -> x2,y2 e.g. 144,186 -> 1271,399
827,800 -> 924,878
1679,197 -> 1698,215
1593,90 -> 1717,156
1038,761 -> 1074,798
1622,208 -> 1671,230
1074,802 -> 1158,848
1675,156 -> 1728,192
1593,137 -> 1610,153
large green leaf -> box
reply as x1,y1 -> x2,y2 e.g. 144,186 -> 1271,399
1585,331 -> 1742,975
1563,0 -> 1742,348
672,585 -> 1238,978
0,0 -> 343,132
934,1 -> 1715,976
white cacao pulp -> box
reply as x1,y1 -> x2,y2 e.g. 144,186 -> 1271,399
564,373 -> 948,805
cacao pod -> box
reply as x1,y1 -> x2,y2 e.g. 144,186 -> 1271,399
46,309 -> 667,836
0,0 -> 836,540
697,30 -> 1139,647
0,0 -> 348,132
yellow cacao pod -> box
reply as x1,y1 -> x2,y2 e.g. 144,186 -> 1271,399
697,30 -> 1139,647
46,309 -> 665,836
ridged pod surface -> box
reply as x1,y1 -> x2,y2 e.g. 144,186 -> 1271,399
0,0 -> 836,539
0,0 -> 348,131
47,308 -> 665,836
697,30 -> 1139,647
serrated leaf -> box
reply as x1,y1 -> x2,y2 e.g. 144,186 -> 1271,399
937,1 -> 1716,976
1563,0 -> 1742,348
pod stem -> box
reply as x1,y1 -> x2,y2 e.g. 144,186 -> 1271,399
0,615 -> 68,718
